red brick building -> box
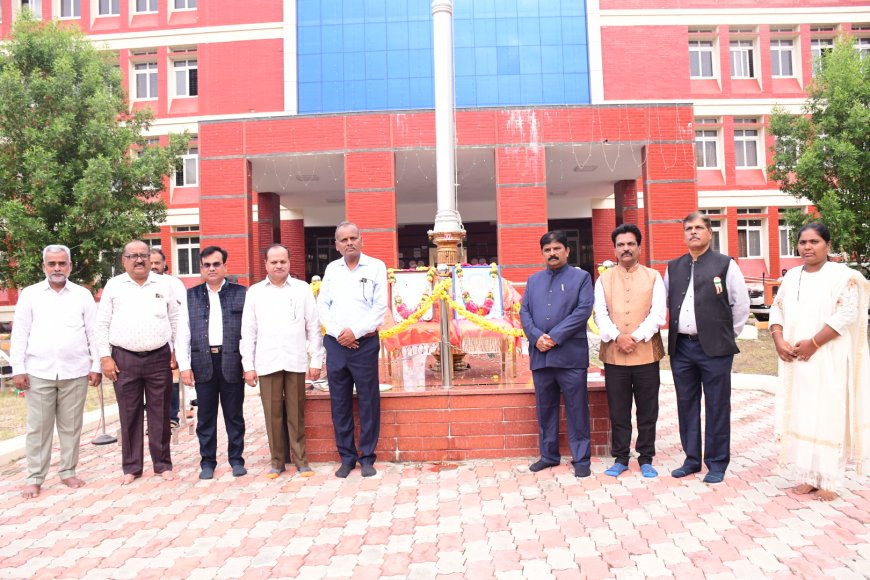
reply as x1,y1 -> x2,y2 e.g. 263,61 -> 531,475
1,0 -> 868,295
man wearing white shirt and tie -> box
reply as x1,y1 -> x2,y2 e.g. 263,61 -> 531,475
317,222 -> 387,478
96,240 -> 179,485
11,245 -> 102,499
240,244 -> 323,479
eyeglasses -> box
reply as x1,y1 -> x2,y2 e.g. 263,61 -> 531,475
45,261 -> 69,268
202,261 -> 223,270
123,253 -> 149,260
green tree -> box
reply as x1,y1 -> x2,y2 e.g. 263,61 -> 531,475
0,14 -> 188,291
769,35 -> 870,260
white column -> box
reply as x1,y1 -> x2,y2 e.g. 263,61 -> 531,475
431,0 -> 462,233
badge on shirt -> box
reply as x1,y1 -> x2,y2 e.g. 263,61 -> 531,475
713,276 -> 723,294
155,293 -> 164,299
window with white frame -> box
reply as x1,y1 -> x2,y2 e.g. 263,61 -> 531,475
689,40 -> 715,78
134,61 -> 158,100
737,219 -> 763,258
694,119 -> 719,168
98,0 -> 119,15
173,59 -> 198,97
697,210 -> 723,252
60,0 -> 79,17
778,219 -> 796,257
710,219 -> 723,253
730,39 -> 755,78
175,146 -> 198,187
811,38 -> 834,74
21,0 -> 42,17
734,119 -> 760,168
135,0 -> 156,12
771,39 -> 794,77
174,227 -> 200,275
173,0 -> 196,9
857,36 -> 870,59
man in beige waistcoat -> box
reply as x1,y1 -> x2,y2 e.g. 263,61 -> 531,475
593,224 -> 666,478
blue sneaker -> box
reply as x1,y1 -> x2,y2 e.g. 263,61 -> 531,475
604,462 -> 629,477
640,464 -> 658,478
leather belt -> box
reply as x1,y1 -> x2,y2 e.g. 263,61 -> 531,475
362,332 -> 378,338
209,346 -> 222,354
113,344 -> 167,357
678,333 -> 699,341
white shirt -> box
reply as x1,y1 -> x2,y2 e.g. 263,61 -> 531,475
240,276 -> 324,375
10,279 -> 100,380
664,259 -> 750,337
95,272 -> 179,356
207,280 -> 225,346
317,253 -> 388,339
593,265 -> 667,343
163,274 -> 189,354
174,280 -> 225,373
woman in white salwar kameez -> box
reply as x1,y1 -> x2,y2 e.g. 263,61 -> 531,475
770,222 -> 870,501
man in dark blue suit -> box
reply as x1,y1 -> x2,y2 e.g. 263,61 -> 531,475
520,231 -> 594,478
178,246 -> 248,480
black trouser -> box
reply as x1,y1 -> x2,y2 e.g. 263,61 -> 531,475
195,352 -> 246,470
324,334 -> 381,466
670,336 -> 733,474
604,361 -> 660,466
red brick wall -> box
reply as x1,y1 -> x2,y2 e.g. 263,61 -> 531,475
281,218 -> 306,282
195,106 -> 698,287
602,26 -> 690,100
199,40 -> 284,116
198,156 -> 254,287
592,208 -> 616,275
304,385 -> 610,462
345,151 -> 398,267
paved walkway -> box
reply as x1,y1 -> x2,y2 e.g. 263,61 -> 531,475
0,383 -> 868,579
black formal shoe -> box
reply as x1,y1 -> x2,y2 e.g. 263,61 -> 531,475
529,459 -> 559,472
671,464 -> 701,478
335,463 -> 355,478
361,464 -> 376,477
199,466 -> 214,480
232,465 -> 247,477
703,471 -> 725,484
574,464 -> 591,478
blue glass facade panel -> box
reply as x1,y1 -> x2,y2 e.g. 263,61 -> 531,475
297,0 -> 589,114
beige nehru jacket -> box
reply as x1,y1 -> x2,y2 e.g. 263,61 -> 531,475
597,265 -> 665,366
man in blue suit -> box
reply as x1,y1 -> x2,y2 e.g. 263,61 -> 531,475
520,231 -> 594,478
178,246 -> 248,480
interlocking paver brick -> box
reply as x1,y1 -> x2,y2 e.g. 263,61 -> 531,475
1,384 -> 868,579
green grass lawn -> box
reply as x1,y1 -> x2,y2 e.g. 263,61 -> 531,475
0,380 -> 116,441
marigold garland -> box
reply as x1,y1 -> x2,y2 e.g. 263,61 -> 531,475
379,280 -> 452,339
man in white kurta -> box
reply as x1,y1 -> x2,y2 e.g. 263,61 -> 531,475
11,245 -> 102,498
240,244 -> 323,478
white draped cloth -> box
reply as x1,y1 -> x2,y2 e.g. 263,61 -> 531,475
771,262 -> 870,491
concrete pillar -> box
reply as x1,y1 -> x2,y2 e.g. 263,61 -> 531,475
344,151 -> 398,267
280,213 -> 306,282
199,157 -> 255,287
255,191 -> 280,282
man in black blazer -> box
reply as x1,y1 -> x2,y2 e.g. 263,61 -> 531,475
665,212 -> 749,484
178,246 -> 248,480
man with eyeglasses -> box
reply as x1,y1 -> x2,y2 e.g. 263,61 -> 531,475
95,240 -> 180,485
240,244 -> 323,479
317,222 -> 387,478
149,248 -> 189,430
176,246 -> 248,479
11,245 -> 102,499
